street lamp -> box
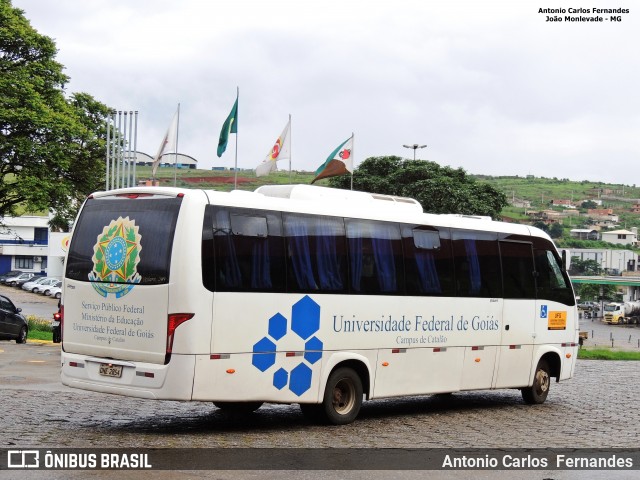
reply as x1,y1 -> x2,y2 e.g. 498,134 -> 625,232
402,144 -> 427,160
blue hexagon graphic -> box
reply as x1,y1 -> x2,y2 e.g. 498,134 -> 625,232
291,295 -> 320,340
252,337 -> 276,372
268,313 -> 287,340
289,363 -> 312,396
304,336 -> 323,364
273,368 -> 288,390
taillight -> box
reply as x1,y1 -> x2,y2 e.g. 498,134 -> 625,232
59,305 -> 64,342
166,313 -> 194,363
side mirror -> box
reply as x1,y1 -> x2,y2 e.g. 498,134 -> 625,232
16,307 -> 22,313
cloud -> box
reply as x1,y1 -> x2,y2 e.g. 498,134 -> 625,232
12,0 -> 640,184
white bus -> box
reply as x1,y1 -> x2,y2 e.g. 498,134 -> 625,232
60,185 -> 578,425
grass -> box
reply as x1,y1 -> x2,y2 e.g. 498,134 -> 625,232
26,315 -> 53,341
578,348 -> 640,360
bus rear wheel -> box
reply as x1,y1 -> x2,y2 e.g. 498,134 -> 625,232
522,359 -> 550,405
213,401 -> 263,413
318,367 -> 363,425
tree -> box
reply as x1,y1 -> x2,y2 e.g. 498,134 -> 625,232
574,283 -> 617,302
327,156 -> 507,218
548,222 -> 564,239
581,200 -> 597,209
569,258 -> 601,276
1,0 -> 110,229
532,221 -> 549,233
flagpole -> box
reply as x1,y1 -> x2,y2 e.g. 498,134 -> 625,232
173,103 -> 180,187
350,132 -> 354,191
288,113 -> 292,184
234,87 -> 239,190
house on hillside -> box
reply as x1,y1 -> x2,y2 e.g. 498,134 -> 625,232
570,229 -> 599,240
631,202 -> 640,214
550,199 -> 575,208
600,228 -> 638,247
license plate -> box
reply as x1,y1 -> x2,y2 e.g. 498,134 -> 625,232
51,321 -> 60,327
99,364 -> 123,378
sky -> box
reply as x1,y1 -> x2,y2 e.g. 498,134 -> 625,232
12,0 -> 640,184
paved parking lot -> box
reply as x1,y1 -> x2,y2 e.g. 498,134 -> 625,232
0,341 -> 638,450
0,284 -> 58,320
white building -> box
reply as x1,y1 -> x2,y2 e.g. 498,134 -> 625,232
600,228 -> 638,247
0,215 -> 50,274
566,248 -> 638,275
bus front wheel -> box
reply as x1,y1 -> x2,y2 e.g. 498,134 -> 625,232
521,360 -> 550,405
320,367 -> 363,425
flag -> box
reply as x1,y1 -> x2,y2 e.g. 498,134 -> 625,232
217,96 -> 238,157
255,118 -> 291,177
311,135 -> 354,184
151,109 -> 179,177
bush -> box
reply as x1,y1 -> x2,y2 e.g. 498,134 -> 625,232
26,315 -> 52,333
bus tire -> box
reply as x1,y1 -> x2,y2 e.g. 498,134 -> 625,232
521,359 -> 550,405
320,367 -> 363,425
213,401 -> 263,413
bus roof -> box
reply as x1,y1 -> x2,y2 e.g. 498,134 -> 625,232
88,185 -> 547,240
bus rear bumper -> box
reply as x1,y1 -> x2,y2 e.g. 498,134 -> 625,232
61,351 -> 196,401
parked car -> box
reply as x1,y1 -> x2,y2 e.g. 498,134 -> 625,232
40,280 -> 62,297
0,294 -> 28,343
22,276 -> 54,293
16,273 -> 44,288
33,277 -> 60,294
3,272 -> 37,287
578,301 -> 599,312
45,281 -> 63,299
0,270 -> 23,283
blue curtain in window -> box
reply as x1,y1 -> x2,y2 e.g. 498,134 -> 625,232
349,236 -> 363,292
464,239 -> 482,295
316,220 -> 343,290
251,240 -> 271,289
415,251 -> 441,294
214,211 -> 241,288
285,217 -> 317,290
372,237 -> 396,292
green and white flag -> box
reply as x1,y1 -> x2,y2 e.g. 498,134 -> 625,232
312,135 -> 354,184
217,95 -> 238,157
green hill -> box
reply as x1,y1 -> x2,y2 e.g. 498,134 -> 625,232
138,167 -> 640,236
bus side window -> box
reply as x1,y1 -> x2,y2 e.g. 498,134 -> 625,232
452,230 -> 501,298
533,241 -> 575,306
346,220 -> 403,295
402,226 -> 454,296
500,241 -> 536,299
212,208 -> 285,292
283,213 -> 347,293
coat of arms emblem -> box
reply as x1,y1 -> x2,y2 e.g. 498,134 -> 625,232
89,216 -> 142,298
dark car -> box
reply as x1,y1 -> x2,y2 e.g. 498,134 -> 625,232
0,270 -> 23,283
0,294 -> 28,343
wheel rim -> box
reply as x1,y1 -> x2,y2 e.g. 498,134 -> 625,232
332,378 -> 356,415
535,369 -> 550,396
19,328 -> 27,343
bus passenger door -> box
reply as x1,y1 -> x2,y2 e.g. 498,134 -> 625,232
494,241 -> 536,388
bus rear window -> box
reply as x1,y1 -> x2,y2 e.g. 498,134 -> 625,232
66,197 -> 182,285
